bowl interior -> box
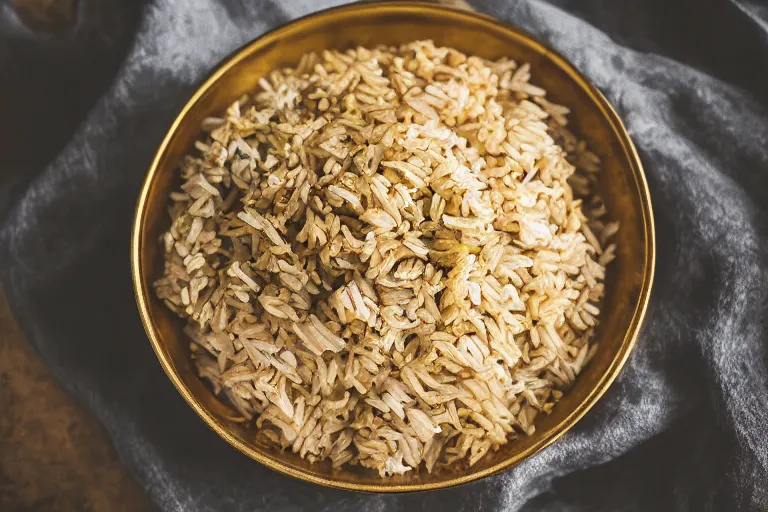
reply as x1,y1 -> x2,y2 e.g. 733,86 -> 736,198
132,2 -> 653,492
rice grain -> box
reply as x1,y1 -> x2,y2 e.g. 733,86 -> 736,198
154,40 -> 617,477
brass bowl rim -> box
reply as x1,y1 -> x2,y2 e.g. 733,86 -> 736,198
131,1 -> 655,493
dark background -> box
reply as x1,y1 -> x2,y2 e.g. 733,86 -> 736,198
2,1 -> 151,510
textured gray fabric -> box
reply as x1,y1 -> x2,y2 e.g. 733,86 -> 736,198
2,0 -> 767,510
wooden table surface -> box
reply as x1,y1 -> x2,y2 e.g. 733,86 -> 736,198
0,288 -> 152,511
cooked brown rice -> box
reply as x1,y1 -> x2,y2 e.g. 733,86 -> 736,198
154,40 -> 618,476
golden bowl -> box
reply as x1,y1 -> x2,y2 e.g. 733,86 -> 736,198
131,1 -> 655,492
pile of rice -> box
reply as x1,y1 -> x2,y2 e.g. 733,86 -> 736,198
154,40 -> 618,476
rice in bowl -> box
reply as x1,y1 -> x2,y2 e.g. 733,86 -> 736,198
153,40 -> 618,477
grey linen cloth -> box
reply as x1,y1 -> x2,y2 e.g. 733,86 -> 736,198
2,0 -> 768,509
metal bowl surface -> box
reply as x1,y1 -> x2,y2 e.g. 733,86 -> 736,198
131,1 -> 655,492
